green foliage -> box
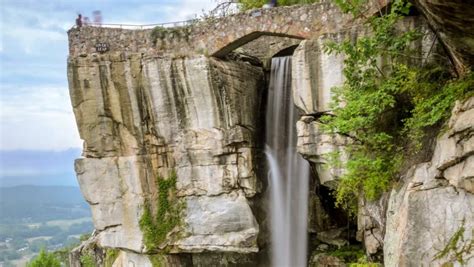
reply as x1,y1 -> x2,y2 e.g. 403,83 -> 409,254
404,71 -> 474,149
149,254 -> 167,267
105,249 -> 120,267
433,219 -> 474,265
347,253 -> 382,267
54,244 -> 79,267
139,171 -> 184,252
349,264 -> 381,267
238,0 -> 319,11
238,0 -> 266,10
80,253 -> 97,267
328,245 -> 366,263
322,0 -> 473,212
27,249 -> 61,267
332,0 -> 365,14
150,26 -> 168,43
328,245 -> 382,266
0,221 -> 91,266
80,233 -> 92,242
150,26 -> 192,46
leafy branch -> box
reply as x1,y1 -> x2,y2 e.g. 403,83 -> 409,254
322,0 -> 473,211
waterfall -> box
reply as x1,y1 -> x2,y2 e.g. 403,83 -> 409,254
266,56 -> 310,267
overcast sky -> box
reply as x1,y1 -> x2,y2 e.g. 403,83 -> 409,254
0,0 -> 216,151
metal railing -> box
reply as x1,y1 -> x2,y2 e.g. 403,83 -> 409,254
72,19 -> 198,30
71,2 -> 241,30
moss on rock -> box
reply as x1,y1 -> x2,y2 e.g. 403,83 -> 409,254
139,171 -> 185,252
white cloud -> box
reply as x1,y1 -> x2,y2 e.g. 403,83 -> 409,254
0,85 -> 82,150
103,0 -> 216,25
0,6 -> 68,55
170,0 -> 216,21
4,28 -> 64,55
0,112 -> 82,151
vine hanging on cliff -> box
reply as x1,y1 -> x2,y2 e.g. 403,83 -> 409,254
139,171 -> 185,252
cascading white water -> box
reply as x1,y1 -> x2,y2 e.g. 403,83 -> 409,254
266,56 -> 310,267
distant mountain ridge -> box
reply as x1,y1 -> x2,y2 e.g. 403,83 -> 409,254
0,149 -> 81,187
0,185 -> 90,223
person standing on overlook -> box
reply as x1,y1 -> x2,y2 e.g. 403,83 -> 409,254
75,14 -> 83,28
93,10 -> 102,26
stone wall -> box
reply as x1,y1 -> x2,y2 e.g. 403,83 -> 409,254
236,35 -> 303,65
68,1 -> 389,58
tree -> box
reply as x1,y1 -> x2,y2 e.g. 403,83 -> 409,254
321,0 -> 474,213
27,249 -> 61,267
237,0 -> 319,10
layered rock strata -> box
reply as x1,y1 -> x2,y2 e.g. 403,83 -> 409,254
68,53 -> 265,257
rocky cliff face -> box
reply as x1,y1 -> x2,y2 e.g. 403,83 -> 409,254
68,52 -> 266,264
414,0 -> 474,75
68,1 -> 473,266
384,97 -> 474,266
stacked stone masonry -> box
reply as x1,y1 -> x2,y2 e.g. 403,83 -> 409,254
68,1 -> 388,58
